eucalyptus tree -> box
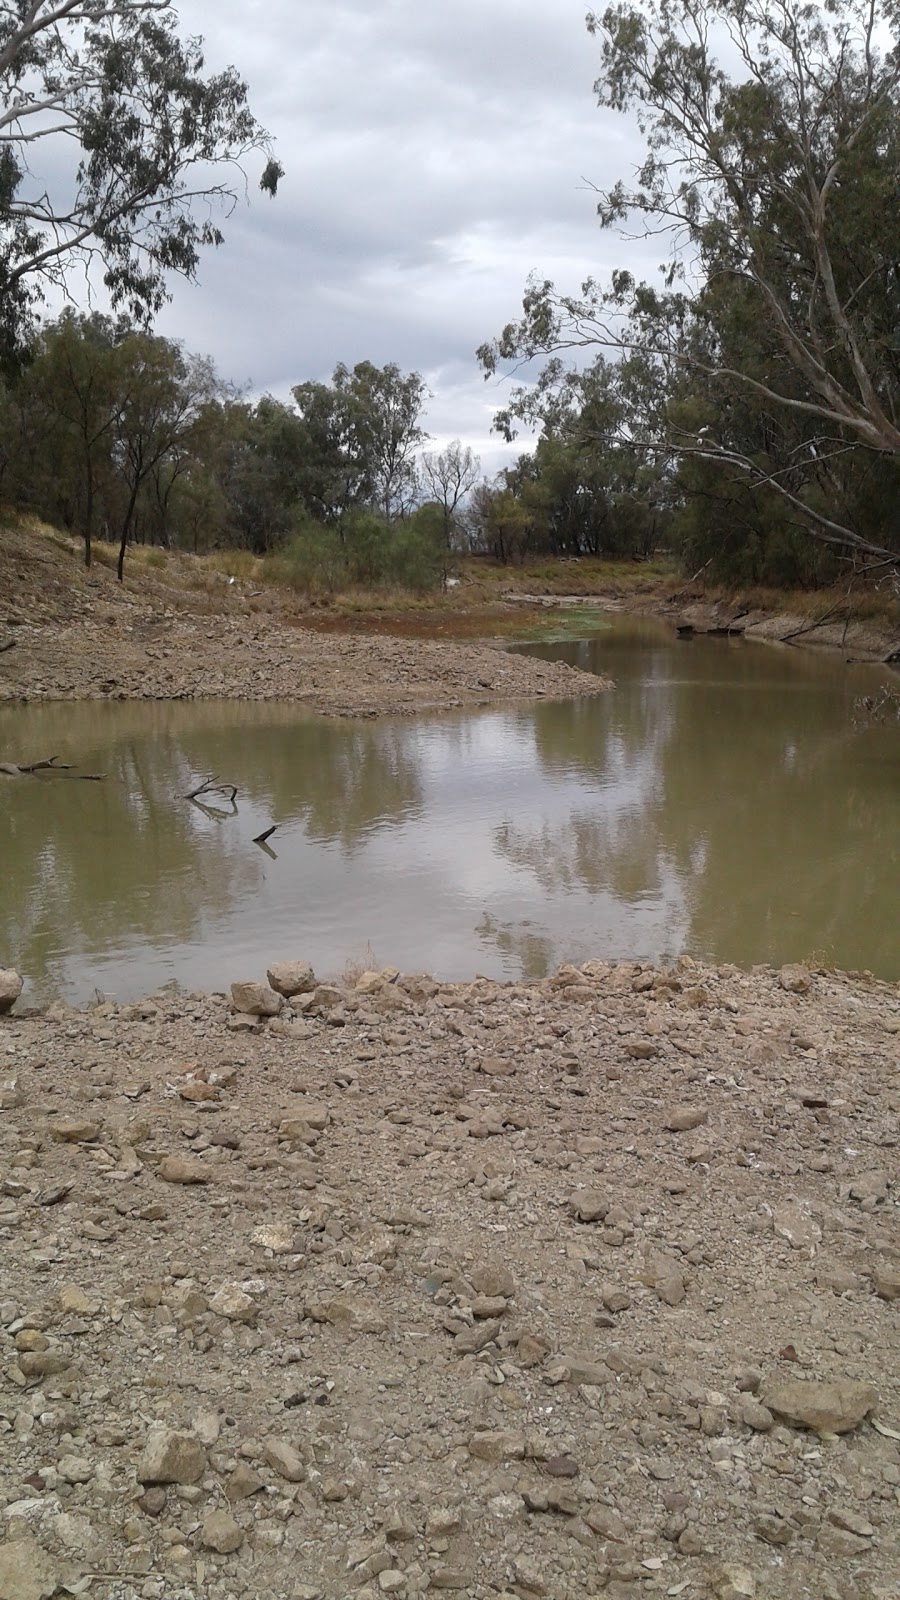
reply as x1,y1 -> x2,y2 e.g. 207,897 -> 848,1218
480,0 -> 900,572
0,1 -> 281,360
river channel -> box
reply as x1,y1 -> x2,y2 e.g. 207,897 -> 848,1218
1,616 -> 897,1002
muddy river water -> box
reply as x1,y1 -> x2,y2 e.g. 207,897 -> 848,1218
1,616 -> 897,1002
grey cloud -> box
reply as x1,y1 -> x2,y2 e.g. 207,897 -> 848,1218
153,0 -> 655,469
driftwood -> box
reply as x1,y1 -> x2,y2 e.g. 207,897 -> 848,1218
0,755 -> 104,780
252,825 -> 278,845
185,775 -> 238,805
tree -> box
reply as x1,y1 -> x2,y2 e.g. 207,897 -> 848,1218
112,331 -> 220,577
0,1 -> 281,359
420,440 -> 480,546
28,310 -> 126,566
480,0 -> 900,572
336,361 -> 430,522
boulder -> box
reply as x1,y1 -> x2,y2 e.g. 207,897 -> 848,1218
760,1376 -> 876,1434
266,960 -> 316,998
0,1534 -> 65,1600
230,980 -> 281,1016
0,969 -> 23,1015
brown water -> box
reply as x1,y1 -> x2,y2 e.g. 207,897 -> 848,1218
1,617 -> 897,1002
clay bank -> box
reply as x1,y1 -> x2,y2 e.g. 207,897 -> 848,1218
0,954 -> 897,1600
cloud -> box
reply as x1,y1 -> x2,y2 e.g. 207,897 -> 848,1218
151,0 -> 654,475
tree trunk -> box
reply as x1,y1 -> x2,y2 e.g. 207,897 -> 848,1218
83,456 -> 94,569
118,483 -> 140,581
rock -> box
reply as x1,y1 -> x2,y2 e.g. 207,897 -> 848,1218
468,1429 -> 525,1462
711,1563 -> 756,1599
0,1534 -> 65,1600
760,1376 -> 876,1434
478,1055 -> 515,1076
568,1188 -> 608,1223
849,1169 -> 888,1203
872,1260 -> 900,1301
266,960 -> 316,998
209,1284 -> 257,1323
306,1296 -> 386,1334
50,1117 -> 100,1143
772,1203 -> 822,1249
754,1513 -> 792,1546
641,1252 -> 687,1306
157,1156 -> 211,1185
827,1506 -> 874,1538
738,1398 -> 774,1432
0,970 -> 23,1015
263,1439 -> 306,1482
201,1511 -> 243,1554
137,1426 -> 206,1485
664,1105 -> 708,1132
230,980 -> 281,1016
779,963 -> 811,994
58,1284 -> 99,1315
225,1462 -> 264,1501
584,1506 -> 628,1541
469,1263 -> 515,1298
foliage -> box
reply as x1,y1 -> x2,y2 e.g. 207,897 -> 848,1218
479,0 -> 900,579
0,1 -> 281,362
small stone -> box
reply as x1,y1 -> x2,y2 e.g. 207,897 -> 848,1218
267,961 -> 316,998
739,1398 -> 774,1432
201,1511 -> 243,1554
779,964 -> 811,994
601,1284 -> 632,1314
849,1170 -> 888,1203
0,1533 -> 64,1600
479,1055 -> 515,1076
136,1487 -> 167,1517
772,1203 -> 822,1250
584,1506 -> 628,1541
469,1263 -> 515,1298
230,980 -> 281,1016
209,1284 -> 257,1324
827,1506 -> 874,1538
754,1513 -> 792,1546
0,970 -> 23,1015
157,1156 -> 211,1185
872,1261 -> 900,1301
677,1526 -> 705,1555
58,1284 -> 99,1316
712,1562 -> 757,1598
471,1295 -> 508,1318
760,1376 -> 876,1434
50,1117 -> 100,1143
568,1188 -> 607,1223
263,1439 -> 306,1482
57,1454 -> 93,1484
468,1430 -> 525,1462
137,1426 -> 206,1485
664,1106 -> 708,1132
641,1252 -> 686,1306
225,1463 -> 264,1501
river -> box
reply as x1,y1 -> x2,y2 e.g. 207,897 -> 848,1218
1,616 -> 897,1001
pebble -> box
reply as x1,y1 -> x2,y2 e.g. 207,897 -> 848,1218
137,1427 -> 207,1485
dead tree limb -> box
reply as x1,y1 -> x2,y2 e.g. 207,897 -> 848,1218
252,824 -> 278,845
185,775 -> 238,804
19,755 -> 73,773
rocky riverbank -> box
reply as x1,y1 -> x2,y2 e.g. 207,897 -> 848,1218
0,956 -> 897,1600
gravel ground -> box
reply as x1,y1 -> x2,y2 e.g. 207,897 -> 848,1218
0,955 -> 897,1600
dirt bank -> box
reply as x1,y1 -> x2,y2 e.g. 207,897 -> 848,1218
0,956 -> 897,1600
0,528 -> 610,715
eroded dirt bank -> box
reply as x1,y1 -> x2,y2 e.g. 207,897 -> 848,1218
0,607 -> 609,717
0,957 -> 897,1600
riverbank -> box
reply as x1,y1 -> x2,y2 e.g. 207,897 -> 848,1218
3,525 -> 898,716
0,956 -> 897,1600
0,525 -> 610,714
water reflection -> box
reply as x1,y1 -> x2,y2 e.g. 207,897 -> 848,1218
0,621 -> 897,1002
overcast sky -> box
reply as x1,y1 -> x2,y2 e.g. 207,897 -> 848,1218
154,0 -> 650,475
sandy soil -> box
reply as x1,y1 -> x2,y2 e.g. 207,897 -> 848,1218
0,957 -> 897,1600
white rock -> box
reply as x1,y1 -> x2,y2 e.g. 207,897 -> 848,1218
0,971 -> 23,1015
